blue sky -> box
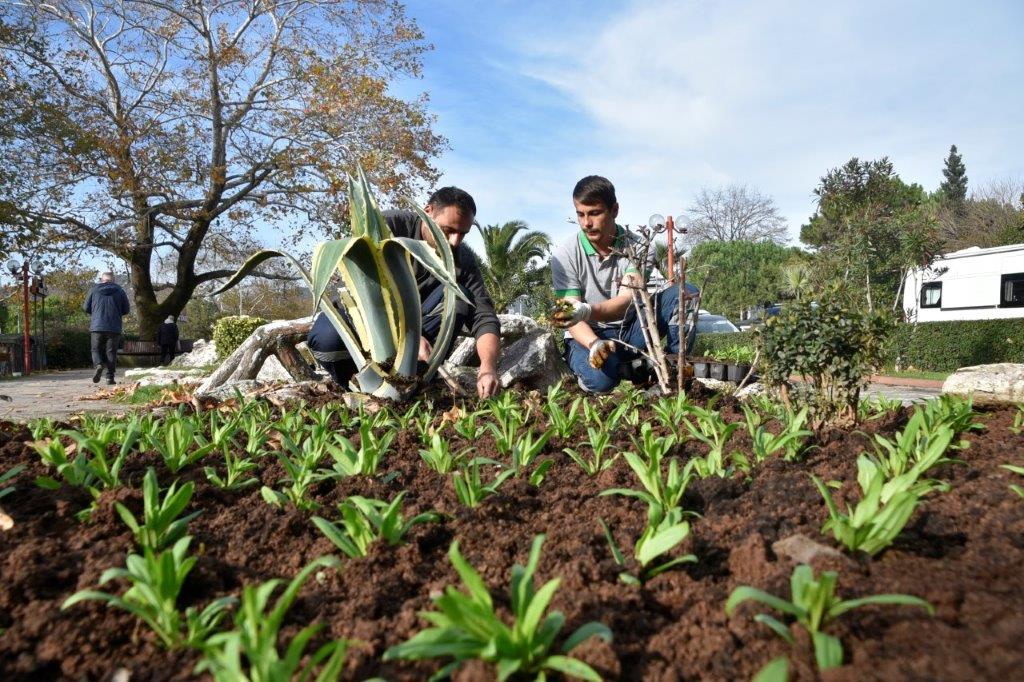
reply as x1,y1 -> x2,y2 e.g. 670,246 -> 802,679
393,0 -> 1024,252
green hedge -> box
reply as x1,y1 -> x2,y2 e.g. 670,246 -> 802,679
213,315 -> 268,359
46,330 -> 94,369
889,319 -> 1024,372
692,331 -> 755,359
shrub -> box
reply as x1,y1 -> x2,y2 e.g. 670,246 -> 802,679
212,315 -> 267,359
888,319 -> 1024,371
758,294 -> 893,429
46,329 -> 93,369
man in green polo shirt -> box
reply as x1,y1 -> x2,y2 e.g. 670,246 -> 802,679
550,175 -> 697,393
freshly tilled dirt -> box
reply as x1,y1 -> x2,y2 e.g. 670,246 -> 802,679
1,394 -> 1022,681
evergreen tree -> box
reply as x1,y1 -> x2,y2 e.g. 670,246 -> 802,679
940,144 -> 968,208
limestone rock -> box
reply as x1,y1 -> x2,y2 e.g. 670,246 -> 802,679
942,363 -> 1024,404
123,366 -> 208,387
201,379 -> 262,401
256,355 -> 292,382
735,382 -> 771,402
170,338 -> 217,368
445,313 -> 545,367
695,377 -> 734,394
772,533 -> 851,568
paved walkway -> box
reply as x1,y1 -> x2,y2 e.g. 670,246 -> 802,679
0,369 -> 129,422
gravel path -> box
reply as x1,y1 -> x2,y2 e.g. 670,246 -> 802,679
0,369 -> 129,422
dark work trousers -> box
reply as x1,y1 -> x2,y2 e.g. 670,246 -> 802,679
90,331 -> 122,380
159,345 -> 176,366
307,285 -> 472,385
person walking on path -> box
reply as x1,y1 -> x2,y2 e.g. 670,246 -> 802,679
83,271 -> 130,384
156,316 -> 180,366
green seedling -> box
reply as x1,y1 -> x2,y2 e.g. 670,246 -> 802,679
419,432 -> 469,474
115,468 -> 200,552
326,420 -> 394,476
544,394 -> 582,440
204,449 -> 259,491
868,418 -> 959,479
602,424 -> 690,524
28,417 -> 58,441
0,464 -> 26,502
261,431 -> 329,511
452,408 -> 486,441
684,407 -> 740,478
743,406 -> 812,464
485,392 -> 527,457
452,458 -> 514,508
653,393 -> 696,437
1001,464 -> 1024,498
857,395 -> 903,422
1012,404 -> 1024,435
196,556 -> 347,681
563,424 -> 619,476
311,492 -> 441,558
511,428 -> 552,474
811,455 -> 945,556
63,536 -> 236,650
726,564 -> 933,671
149,411 -> 215,474
600,508 -> 697,585
384,535 -> 612,681
61,416 -> 141,489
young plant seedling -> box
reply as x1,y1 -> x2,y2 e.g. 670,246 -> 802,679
811,455 -> 945,556
1001,464 -> 1024,499
63,536 -> 236,650
1011,404 -> 1024,435
384,535 -> 612,680
419,432 -> 469,474
115,468 -> 200,552
684,406 -> 740,478
510,428 -> 553,474
196,556 -> 347,681
743,406 -> 813,464
452,457 -> 514,508
0,464 -> 25,502
544,393 -> 583,440
600,508 -> 697,585
726,564 -> 933,671
311,491 -> 441,558
564,424 -> 619,476
325,420 -> 395,476
148,410 -> 215,474
602,424 -> 691,524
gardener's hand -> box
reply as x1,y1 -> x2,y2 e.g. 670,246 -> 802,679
588,339 -> 616,369
551,299 -> 592,328
418,336 -> 433,362
476,371 -> 499,399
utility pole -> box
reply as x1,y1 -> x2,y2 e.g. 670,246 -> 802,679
21,262 -> 30,375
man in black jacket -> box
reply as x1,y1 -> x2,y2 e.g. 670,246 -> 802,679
307,186 -> 501,398
83,271 -> 131,384
156,316 -> 180,366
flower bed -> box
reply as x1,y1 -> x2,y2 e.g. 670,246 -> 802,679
1,387 -> 1022,680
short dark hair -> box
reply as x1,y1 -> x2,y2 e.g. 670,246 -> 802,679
572,175 -> 617,209
427,186 -> 476,216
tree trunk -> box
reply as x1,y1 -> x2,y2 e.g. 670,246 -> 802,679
196,317 -> 313,395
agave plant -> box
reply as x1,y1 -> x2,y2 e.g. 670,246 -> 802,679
214,167 -> 467,399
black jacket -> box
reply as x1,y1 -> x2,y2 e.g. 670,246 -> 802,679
83,282 -> 131,333
382,210 -> 500,340
156,322 -> 180,347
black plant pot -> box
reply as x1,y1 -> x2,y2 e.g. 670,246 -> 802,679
709,362 -> 727,381
692,361 -> 711,378
727,363 -> 752,383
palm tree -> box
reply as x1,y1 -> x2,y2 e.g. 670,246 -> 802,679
474,220 -> 552,313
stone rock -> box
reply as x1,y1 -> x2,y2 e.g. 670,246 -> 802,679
735,382 -> 771,402
256,355 -> 292,382
170,338 -> 218,368
123,366 -> 209,387
445,337 -> 478,367
695,377 -> 734,394
201,379 -> 262,402
942,363 -> 1024,404
498,313 -> 542,342
772,533 -> 850,567
497,330 -> 568,390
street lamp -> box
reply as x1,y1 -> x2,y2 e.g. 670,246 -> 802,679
5,258 -> 31,376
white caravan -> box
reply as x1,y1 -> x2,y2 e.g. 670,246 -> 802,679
902,243 -> 1024,322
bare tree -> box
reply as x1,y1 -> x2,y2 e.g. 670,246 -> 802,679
939,177 -> 1024,250
685,184 -> 788,246
1,1 -> 443,338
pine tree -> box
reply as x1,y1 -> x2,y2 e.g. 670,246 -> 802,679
940,145 -> 968,208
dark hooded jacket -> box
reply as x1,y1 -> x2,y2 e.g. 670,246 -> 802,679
156,321 -> 179,347
83,281 -> 131,332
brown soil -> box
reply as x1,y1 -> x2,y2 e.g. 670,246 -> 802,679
1,393 -> 1023,681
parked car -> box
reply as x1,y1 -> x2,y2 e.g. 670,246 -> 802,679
696,313 -> 740,334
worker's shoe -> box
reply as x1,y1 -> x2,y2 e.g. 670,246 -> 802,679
92,366 -> 104,383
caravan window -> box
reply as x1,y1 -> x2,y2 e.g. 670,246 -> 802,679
920,282 -> 942,308
1002,273 -> 1024,307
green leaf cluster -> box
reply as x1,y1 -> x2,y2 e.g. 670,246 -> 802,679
384,536 -> 612,680
726,564 -> 933,672
311,492 -> 440,558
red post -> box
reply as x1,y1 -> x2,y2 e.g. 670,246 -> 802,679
666,215 -> 675,283
21,262 -> 31,375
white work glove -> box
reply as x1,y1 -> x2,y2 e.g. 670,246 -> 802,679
588,339 -> 616,369
552,300 -> 593,328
